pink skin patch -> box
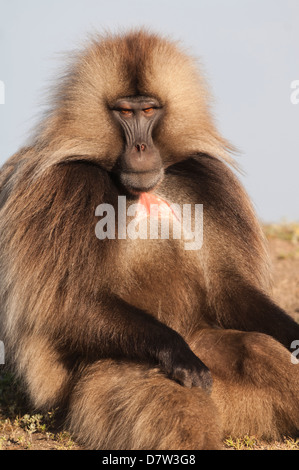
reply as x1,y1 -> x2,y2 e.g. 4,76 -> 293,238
136,192 -> 180,221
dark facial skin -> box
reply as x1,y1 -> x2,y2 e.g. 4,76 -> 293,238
112,96 -> 164,193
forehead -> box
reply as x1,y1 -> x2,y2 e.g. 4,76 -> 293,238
113,96 -> 160,109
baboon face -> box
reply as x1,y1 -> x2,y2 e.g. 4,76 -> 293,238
111,95 -> 164,194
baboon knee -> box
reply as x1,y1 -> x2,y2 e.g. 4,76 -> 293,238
66,361 -> 222,450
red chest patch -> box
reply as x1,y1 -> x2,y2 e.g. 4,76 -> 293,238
136,193 -> 179,221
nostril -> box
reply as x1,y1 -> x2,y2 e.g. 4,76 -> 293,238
135,144 -> 146,152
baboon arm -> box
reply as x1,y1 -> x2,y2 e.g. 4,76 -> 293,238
171,157 -> 299,350
57,294 -> 212,390
214,280 -> 299,350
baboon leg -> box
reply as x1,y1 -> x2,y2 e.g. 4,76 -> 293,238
66,360 -> 221,450
189,329 -> 299,440
14,335 -> 72,410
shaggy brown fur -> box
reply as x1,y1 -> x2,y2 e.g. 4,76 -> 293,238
0,30 -> 298,450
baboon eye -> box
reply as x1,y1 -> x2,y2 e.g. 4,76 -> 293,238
120,108 -> 133,116
143,107 -> 154,115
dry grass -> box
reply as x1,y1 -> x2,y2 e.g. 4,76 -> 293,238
0,373 -> 81,450
0,223 -> 298,450
224,435 -> 299,450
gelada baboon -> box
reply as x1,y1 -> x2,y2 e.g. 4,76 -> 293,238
0,30 -> 298,450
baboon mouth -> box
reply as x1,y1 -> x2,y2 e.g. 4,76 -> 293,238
120,169 -> 164,194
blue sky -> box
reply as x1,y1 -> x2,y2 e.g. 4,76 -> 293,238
0,0 -> 298,222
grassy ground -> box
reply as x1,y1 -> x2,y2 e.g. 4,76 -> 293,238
0,223 -> 299,450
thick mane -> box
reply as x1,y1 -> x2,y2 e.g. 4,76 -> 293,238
28,29 -> 234,177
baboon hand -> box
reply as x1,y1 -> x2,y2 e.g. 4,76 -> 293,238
158,342 -> 212,392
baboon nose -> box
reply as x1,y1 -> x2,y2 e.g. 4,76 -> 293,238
135,144 -> 146,152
